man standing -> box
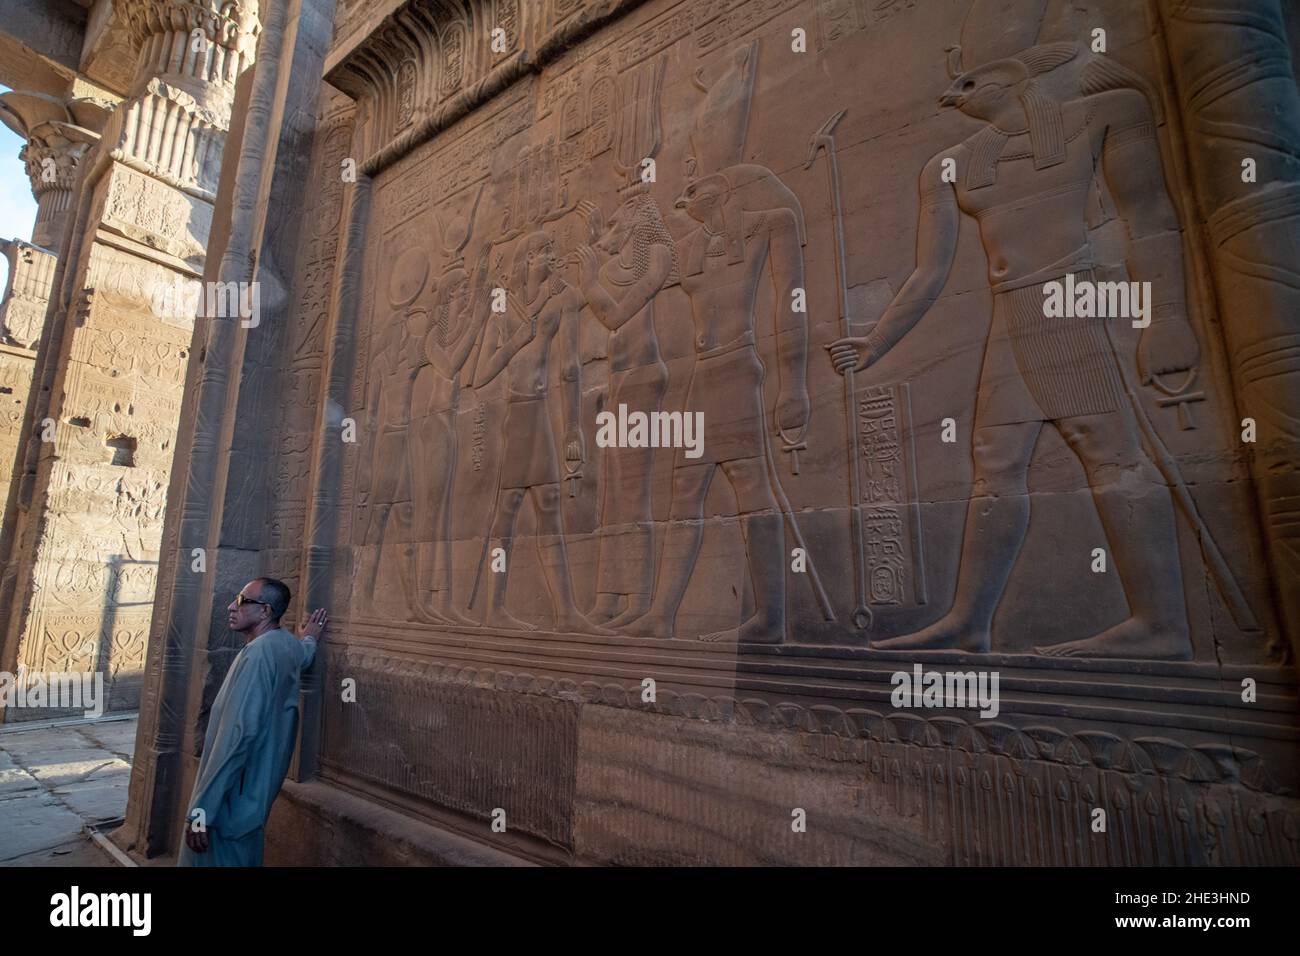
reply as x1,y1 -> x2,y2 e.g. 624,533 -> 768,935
178,579 -> 326,866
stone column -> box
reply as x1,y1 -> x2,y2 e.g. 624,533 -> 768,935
0,91 -> 114,253
121,0 -> 343,858
0,240 -> 55,540
0,93 -> 111,542
1156,0 -> 1300,665
0,0 -> 260,723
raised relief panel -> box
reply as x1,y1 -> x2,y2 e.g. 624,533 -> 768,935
100,164 -> 212,264
288,0 -> 1299,864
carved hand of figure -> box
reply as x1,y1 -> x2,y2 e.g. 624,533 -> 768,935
509,314 -> 538,352
297,607 -> 328,642
472,241 -> 493,292
776,388 -> 811,436
826,336 -> 877,375
564,426 -> 586,465
576,245 -> 602,288
578,200 -> 604,243
1137,316 -> 1200,386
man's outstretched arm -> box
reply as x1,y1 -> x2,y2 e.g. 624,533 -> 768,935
829,152 -> 959,375
296,607 -> 328,668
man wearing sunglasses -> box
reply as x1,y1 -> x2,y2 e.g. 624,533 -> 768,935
178,578 -> 327,866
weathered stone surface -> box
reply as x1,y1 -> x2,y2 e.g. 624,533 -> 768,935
0,2 -> 260,726
110,0 -> 1300,865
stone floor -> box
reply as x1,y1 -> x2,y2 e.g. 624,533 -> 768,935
0,714 -> 137,866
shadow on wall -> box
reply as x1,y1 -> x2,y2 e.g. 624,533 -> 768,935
98,553 -> 155,714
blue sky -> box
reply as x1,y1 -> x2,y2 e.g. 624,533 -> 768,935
0,84 -> 40,293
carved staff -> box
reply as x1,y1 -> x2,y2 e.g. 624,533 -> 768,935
761,427 -> 836,622
806,109 -> 872,630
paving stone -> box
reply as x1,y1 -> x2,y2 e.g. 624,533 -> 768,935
76,720 -> 139,758
53,765 -> 132,823
0,726 -> 103,757
5,837 -> 115,867
22,748 -> 127,788
0,760 -> 40,796
0,790 -> 85,862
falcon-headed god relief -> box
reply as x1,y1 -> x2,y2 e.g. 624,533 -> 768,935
829,1 -> 1218,660
628,41 -> 829,645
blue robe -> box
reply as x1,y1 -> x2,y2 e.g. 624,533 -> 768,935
177,627 -> 316,867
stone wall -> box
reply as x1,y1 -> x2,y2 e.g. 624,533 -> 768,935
126,0 -> 1300,864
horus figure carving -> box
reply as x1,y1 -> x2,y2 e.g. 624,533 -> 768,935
830,0 -> 1215,659
628,42 -> 815,645
408,184 -> 491,625
471,231 -> 608,634
576,190 -> 678,627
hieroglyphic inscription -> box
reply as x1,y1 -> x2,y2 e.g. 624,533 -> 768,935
441,22 -> 466,95
397,60 -> 417,129
617,0 -> 802,69
815,0 -> 918,48
377,88 -> 533,231
103,165 -> 211,261
858,383 -> 925,606
472,399 -> 487,472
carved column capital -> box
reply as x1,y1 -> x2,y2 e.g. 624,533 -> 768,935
113,0 -> 261,129
101,1 -> 261,197
0,92 -> 115,251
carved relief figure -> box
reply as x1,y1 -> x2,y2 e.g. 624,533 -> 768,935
576,190 -> 678,626
472,231 -> 606,633
629,43 -> 813,645
829,12 -> 1202,659
409,184 -> 492,625
357,247 -> 430,619
574,52 -> 675,627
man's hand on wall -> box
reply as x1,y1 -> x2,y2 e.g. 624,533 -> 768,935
297,608 -> 328,642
